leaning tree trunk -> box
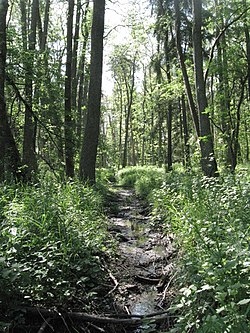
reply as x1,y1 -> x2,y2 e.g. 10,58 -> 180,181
192,0 -> 218,176
79,0 -> 105,184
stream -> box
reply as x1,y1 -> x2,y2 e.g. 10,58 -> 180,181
107,187 -> 174,332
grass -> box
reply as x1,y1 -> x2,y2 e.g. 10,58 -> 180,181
117,166 -> 165,199
0,179 -> 114,329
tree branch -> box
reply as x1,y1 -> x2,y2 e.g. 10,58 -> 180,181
205,6 -> 250,83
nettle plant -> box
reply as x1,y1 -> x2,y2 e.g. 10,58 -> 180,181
151,172 -> 250,332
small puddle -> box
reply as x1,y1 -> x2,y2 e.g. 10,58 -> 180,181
131,290 -> 158,333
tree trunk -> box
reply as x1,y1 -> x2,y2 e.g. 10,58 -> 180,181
64,0 -> 75,178
21,0 -> 38,181
192,0 -> 218,176
79,0 -> 105,184
122,60 -> 136,168
164,31 -> 173,171
181,95 -> 190,168
0,0 -> 21,180
242,0 -> 250,98
174,0 -> 200,137
76,1 -> 90,148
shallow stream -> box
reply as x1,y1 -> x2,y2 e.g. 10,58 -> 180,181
108,187 -> 174,332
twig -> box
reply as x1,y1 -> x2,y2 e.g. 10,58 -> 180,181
37,318 -> 53,333
102,262 -> 120,296
159,273 -> 177,306
87,322 -> 106,332
36,308 -> 54,332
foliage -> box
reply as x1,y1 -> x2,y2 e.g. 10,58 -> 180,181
117,166 -> 165,198
150,170 -> 250,332
0,180 -> 113,319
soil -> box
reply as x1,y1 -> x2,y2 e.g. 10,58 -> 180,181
100,186 -> 176,332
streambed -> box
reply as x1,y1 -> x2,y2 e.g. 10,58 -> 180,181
106,187 -> 175,332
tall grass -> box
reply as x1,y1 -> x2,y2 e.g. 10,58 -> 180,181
117,166 -> 165,199
0,180 -> 113,320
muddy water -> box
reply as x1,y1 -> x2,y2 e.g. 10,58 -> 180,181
108,188 -> 174,332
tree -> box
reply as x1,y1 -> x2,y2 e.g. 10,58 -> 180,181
192,0 -> 218,176
0,0 -> 21,180
64,0 -> 75,178
79,0 -> 105,184
21,0 -> 39,181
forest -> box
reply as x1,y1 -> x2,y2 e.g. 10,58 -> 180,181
0,0 -> 250,332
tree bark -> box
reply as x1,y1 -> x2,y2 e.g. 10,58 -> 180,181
21,0 -> 38,181
174,0 -> 200,137
192,0 -> 218,176
122,60 -> 136,168
79,0 -> 105,184
181,95 -> 190,168
0,0 -> 21,180
64,0 -> 75,178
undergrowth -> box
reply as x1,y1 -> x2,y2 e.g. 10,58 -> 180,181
0,180 -> 113,329
150,170 -> 250,332
117,165 -> 250,332
117,166 -> 165,199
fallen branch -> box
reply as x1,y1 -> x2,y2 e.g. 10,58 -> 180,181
22,307 -> 174,326
135,275 -> 161,285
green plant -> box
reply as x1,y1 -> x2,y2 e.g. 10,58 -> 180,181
150,172 -> 250,332
0,180 -> 114,315
117,166 -> 165,199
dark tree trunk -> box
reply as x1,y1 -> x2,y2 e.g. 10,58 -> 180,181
164,31 -> 173,171
192,0 -> 218,176
181,95 -> 190,168
174,0 -> 200,137
0,0 -> 21,180
21,0 -> 38,181
79,0 -> 105,184
64,0 -> 75,178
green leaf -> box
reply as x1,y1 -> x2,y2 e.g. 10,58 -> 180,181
237,299 -> 250,306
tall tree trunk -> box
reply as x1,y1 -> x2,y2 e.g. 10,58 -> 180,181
192,0 -> 218,176
164,31 -> 173,171
243,0 -> 250,98
181,95 -> 190,168
0,0 -> 21,180
71,0 -> 81,118
22,0 -> 38,181
122,60 -> 136,168
64,0 -> 75,178
79,0 -> 105,184
174,0 -> 200,137
76,1 -> 90,148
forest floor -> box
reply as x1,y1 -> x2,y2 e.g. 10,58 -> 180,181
8,187 -> 176,333
100,186 -> 176,333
